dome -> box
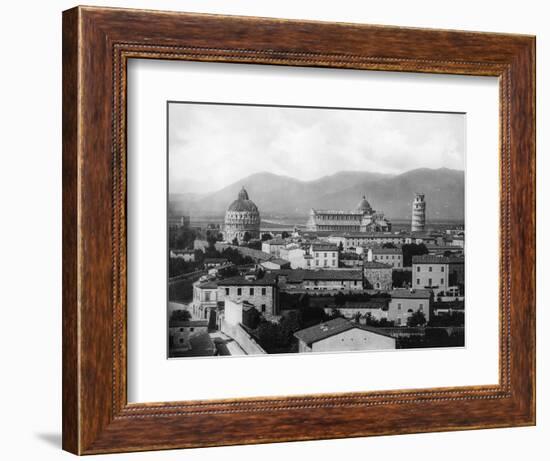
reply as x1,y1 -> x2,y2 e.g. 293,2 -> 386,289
227,187 -> 259,213
356,195 -> 373,213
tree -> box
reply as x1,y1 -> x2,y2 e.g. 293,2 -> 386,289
301,305 -> 326,328
334,291 -> 346,307
338,241 -> 344,252
407,310 -> 427,327
261,233 -> 272,241
232,237 -> 239,246
169,226 -> 196,250
170,309 -> 191,322
206,231 -> 218,249
243,231 -> 252,243
281,231 -> 290,239
402,243 -> 429,267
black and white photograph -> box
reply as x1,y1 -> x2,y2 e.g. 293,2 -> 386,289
167,102 -> 465,358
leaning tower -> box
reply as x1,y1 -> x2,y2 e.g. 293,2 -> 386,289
411,193 -> 426,232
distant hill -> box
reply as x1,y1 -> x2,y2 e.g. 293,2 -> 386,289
169,168 -> 464,220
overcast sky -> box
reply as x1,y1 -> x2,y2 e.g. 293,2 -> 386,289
169,102 -> 465,194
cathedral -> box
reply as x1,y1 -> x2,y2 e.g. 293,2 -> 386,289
306,196 -> 391,233
224,187 -> 261,243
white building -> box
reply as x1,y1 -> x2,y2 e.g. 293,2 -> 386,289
169,249 -> 195,262
294,318 -> 396,352
280,247 -> 314,269
412,255 -> 465,294
388,288 -> 432,326
261,238 -> 287,258
310,243 -> 339,268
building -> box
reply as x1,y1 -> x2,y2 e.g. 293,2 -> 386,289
192,280 -> 220,320
363,261 -> 393,290
261,238 -> 287,257
289,248 -> 314,269
224,299 -> 257,327
260,259 -> 291,270
168,319 -> 209,351
324,298 -> 390,321
224,187 -> 261,243
309,242 -> 339,268
411,193 -> 426,232
307,196 -> 391,233
424,244 -> 464,257
217,275 -> 279,317
451,235 -> 465,248
192,273 -> 280,321
432,300 -> 464,316
368,247 -> 403,268
294,318 -> 396,352
327,233 -> 411,251
168,215 -> 190,230
203,258 -> 229,269
169,248 -> 195,262
283,269 -> 363,291
388,288 -> 432,326
412,255 -> 465,294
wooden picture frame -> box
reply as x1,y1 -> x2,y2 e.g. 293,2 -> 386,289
62,5 -> 535,455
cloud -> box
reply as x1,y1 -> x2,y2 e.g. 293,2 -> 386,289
169,103 -> 464,193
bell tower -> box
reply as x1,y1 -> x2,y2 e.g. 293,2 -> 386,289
411,193 -> 426,232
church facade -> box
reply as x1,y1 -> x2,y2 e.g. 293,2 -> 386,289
306,196 -> 391,233
224,187 -> 261,243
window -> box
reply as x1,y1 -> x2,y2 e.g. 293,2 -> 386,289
354,281 -> 357,286
262,288 -> 266,296
397,318 -> 402,326
261,304 -> 266,312
419,303 -> 424,310
397,303 -> 401,310
316,260 -> 319,266
428,278 -> 432,285
249,287 -> 254,296
324,260 -> 328,267
190,327 -> 194,332
416,278 -> 420,285
225,288 -> 229,296
237,288 -> 242,296
324,252 -> 327,257
416,266 -> 420,272
204,292 -> 210,302
441,278 -> 444,284
179,328 -> 184,332
179,338 -> 184,344
441,266 -> 445,272
429,266 -> 432,272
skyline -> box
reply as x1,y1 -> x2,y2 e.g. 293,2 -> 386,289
168,102 -> 465,194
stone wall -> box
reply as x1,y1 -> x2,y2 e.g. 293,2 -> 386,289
221,320 -> 266,355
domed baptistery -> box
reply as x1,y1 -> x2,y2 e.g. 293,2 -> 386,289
224,187 -> 261,243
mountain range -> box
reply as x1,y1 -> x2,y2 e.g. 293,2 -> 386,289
169,168 -> 464,220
